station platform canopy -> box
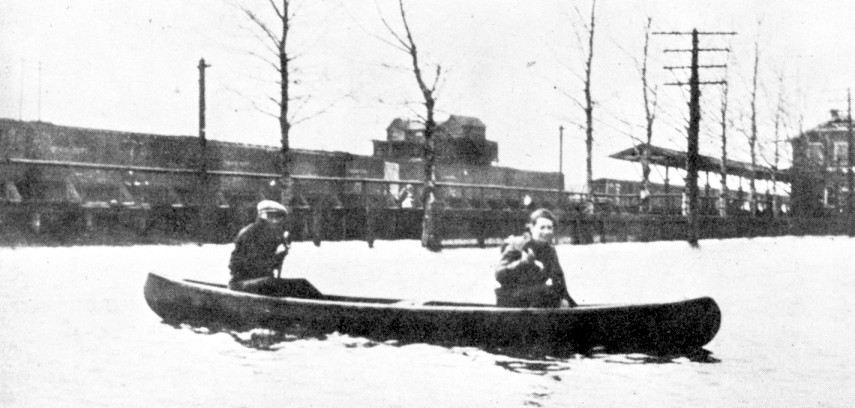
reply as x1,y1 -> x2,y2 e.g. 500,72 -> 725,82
609,144 -> 791,183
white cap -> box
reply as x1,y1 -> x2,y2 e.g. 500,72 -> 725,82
256,200 -> 288,213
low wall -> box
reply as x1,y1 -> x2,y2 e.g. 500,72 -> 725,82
2,203 -> 851,247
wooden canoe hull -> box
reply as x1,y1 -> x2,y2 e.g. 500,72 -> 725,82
144,273 -> 721,352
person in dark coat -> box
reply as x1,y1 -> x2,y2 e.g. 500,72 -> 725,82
494,208 -> 577,308
228,200 -> 292,296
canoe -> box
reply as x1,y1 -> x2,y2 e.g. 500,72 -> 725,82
144,273 -> 721,353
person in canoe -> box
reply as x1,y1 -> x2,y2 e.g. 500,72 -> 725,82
494,208 -> 577,308
228,200 -> 293,296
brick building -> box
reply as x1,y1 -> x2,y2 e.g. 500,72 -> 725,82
789,110 -> 855,215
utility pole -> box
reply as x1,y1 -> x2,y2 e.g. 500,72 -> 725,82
197,58 -> 212,242
559,125 -> 564,175
198,58 -> 211,173
847,88 -> 854,236
686,30 -> 701,245
657,29 -> 734,247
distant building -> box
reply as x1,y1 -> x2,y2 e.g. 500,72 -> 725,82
373,114 -> 498,166
436,115 -> 487,140
789,110 -> 854,215
0,117 -> 562,212
386,118 -> 425,143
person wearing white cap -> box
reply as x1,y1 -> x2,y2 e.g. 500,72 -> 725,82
228,200 -> 292,295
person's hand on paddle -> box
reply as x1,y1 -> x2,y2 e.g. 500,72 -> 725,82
520,248 -> 536,264
521,248 -> 544,270
280,231 -> 291,254
273,232 -> 291,279
516,248 -> 545,274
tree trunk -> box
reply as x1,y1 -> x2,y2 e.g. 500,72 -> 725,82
421,100 -> 439,250
640,17 -> 655,213
583,0 -> 597,196
278,0 -> 293,209
719,81 -> 730,217
772,74 -> 784,218
388,0 -> 442,250
748,27 -> 760,216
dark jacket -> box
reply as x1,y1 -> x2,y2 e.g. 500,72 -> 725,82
494,233 -> 574,308
228,220 -> 288,285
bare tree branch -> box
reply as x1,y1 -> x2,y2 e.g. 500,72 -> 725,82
292,92 -> 354,126
555,84 -> 587,111
430,64 -> 442,93
378,2 -> 411,52
246,49 -> 282,73
225,86 -> 280,119
268,0 -> 284,20
243,8 -> 282,51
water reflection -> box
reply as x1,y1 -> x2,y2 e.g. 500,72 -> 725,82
169,321 -> 396,351
168,320 -> 719,372
594,348 -> 720,365
227,328 -> 316,350
495,359 -> 571,376
488,345 -> 719,375
169,322 -> 322,350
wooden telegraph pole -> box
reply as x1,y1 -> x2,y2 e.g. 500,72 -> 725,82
657,29 -> 734,247
198,58 -> 212,242
198,58 -> 210,172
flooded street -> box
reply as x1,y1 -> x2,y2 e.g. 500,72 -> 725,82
1,236 -> 852,407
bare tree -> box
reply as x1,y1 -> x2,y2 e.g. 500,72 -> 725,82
381,0 -> 442,250
583,0 -> 597,196
747,24 -> 761,216
240,0 -> 295,208
718,73 -> 731,217
771,72 -> 785,217
639,17 -> 658,212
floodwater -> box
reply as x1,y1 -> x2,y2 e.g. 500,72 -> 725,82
0,236 -> 852,407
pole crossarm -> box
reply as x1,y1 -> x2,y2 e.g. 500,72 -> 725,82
664,48 -> 730,53
665,81 -> 728,86
664,65 -> 728,69
653,31 -> 737,36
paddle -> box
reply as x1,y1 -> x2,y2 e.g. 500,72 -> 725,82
276,231 -> 291,279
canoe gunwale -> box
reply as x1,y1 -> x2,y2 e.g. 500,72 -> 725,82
174,274 -> 695,313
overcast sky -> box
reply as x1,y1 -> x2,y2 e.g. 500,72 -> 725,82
2,0 -> 853,190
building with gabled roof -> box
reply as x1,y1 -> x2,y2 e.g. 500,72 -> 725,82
386,118 -> 425,143
373,114 -> 498,165
789,110 -> 855,215
436,115 -> 487,140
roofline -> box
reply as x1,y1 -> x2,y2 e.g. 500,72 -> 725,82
609,143 -> 791,183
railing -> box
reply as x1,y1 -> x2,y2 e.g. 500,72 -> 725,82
3,157 -> 570,211
0,158 -> 792,220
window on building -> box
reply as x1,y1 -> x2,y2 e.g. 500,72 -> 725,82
808,142 -> 824,165
833,142 -> 849,166
389,129 -> 405,141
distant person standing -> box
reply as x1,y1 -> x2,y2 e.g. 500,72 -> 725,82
639,185 -> 651,213
228,200 -> 292,296
398,184 -> 415,209
494,208 -> 577,308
